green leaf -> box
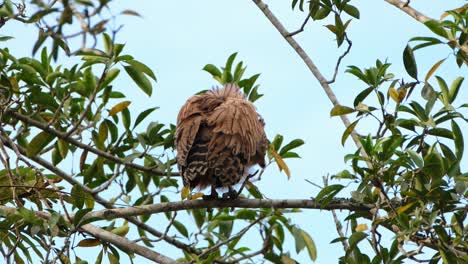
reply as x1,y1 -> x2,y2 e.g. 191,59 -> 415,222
451,121 -> 464,160
0,36 -> 14,42
427,128 -> 454,139
101,68 -> 120,88
57,139 -> 69,159
26,132 -> 55,157
353,86 -> 374,107
448,77 -> 463,103
279,139 -> 304,155
203,64 -> 222,78
192,209 -> 205,229
71,185 -> 85,209
436,76 -> 450,105
403,45 -> 418,79
343,4 -> 360,19
342,120 -> 359,146
301,230 -> 317,261
125,60 -> 157,81
407,149 -> 423,168
348,231 -> 367,250
330,105 -> 356,116
423,150 -> 445,179
30,91 -> 59,112
133,107 -> 159,129
173,220 -> 189,237
421,83 -> 437,101
424,21 -> 448,38
312,7 -> 331,20
292,227 -> 305,253
315,184 -> 344,207
124,66 -> 152,96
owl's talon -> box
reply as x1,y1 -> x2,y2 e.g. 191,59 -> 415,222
203,186 -> 219,200
222,187 -> 238,200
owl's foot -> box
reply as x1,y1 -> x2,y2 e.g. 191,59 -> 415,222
222,187 -> 238,200
203,186 -> 219,200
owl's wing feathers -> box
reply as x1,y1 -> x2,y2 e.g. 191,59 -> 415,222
175,95 -> 205,167
207,97 -> 264,161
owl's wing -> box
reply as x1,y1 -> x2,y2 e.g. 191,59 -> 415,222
207,97 -> 265,161
175,95 -> 203,167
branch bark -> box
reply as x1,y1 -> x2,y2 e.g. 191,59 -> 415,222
81,198 -> 372,221
384,0 -> 468,54
384,0 -> 431,23
251,0 -> 365,155
82,224 -> 179,264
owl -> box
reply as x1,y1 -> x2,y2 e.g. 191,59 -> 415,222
175,83 -> 268,199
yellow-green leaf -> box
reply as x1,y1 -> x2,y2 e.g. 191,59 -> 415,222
26,131 -> 55,157
270,147 -> 291,178
341,120 -> 359,146
57,139 -> 69,159
388,86 -> 399,102
111,223 -> 129,237
330,105 -> 355,117
77,238 -> 101,247
355,223 -> 368,232
425,59 -> 445,82
121,10 -> 142,17
301,230 -> 317,261
109,101 -> 131,116
181,186 -> 190,200
281,255 -> 297,264
397,202 -> 415,215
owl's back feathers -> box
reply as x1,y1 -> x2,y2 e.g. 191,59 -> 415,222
175,84 -> 267,190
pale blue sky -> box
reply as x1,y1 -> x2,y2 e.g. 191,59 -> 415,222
2,0 -> 466,263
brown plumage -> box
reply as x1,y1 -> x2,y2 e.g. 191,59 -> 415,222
175,83 -> 267,198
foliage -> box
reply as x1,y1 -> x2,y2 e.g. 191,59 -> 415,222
0,0 -> 466,263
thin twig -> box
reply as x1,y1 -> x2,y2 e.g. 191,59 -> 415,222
286,15 -> 311,37
326,34 -> 352,84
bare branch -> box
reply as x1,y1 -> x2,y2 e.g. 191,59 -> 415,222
326,34 -> 352,84
384,0 -> 431,23
82,224 -> 180,264
384,0 -> 468,54
323,176 -> 349,251
251,0 -> 365,155
286,15 -> 311,37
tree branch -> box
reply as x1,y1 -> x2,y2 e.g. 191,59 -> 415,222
5,110 -> 179,177
0,136 -> 199,254
384,0 -> 431,23
0,206 -> 179,264
82,224 -> 180,264
81,198 -> 373,221
251,0 -> 365,154
384,0 -> 468,54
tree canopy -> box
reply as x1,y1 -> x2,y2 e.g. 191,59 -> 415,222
0,0 -> 466,263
